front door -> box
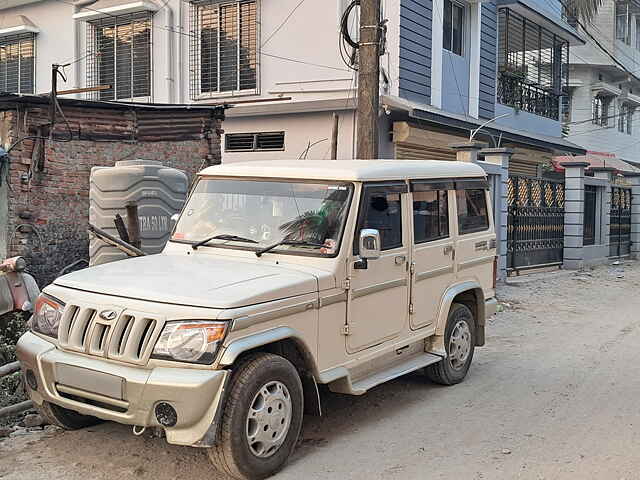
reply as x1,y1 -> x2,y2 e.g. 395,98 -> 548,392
409,183 -> 456,331
346,183 -> 410,353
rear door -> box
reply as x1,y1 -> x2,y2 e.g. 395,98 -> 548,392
409,180 -> 456,331
453,181 -> 496,292
346,183 -> 410,353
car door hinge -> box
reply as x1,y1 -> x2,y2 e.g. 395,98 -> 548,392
409,303 -> 415,315
409,262 -> 416,275
341,324 -> 351,336
342,278 -> 351,290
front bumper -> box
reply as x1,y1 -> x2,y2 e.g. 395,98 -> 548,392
16,331 -> 229,447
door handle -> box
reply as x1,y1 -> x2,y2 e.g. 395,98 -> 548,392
443,245 -> 454,256
395,255 -> 406,265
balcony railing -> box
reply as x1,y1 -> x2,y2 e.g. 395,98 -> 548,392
497,73 -> 560,121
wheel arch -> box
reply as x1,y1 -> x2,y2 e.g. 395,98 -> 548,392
436,282 -> 485,345
218,327 -> 321,416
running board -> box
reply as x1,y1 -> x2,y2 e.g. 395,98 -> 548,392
329,352 -> 443,395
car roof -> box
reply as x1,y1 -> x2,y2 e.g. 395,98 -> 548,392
199,160 -> 487,182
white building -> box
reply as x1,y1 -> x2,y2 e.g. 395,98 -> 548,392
1,0 -> 584,166
565,0 -> 640,164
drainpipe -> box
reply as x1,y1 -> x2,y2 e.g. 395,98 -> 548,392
73,0 -> 99,92
178,0 -> 184,103
165,5 -> 175,104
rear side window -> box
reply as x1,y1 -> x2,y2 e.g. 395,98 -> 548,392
361,192 -> 403,250
413,190 -> 449,243
456,189 -> 489,234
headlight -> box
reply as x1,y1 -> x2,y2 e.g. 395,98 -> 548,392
151,321 -> 228,364
31,294 -> 65,339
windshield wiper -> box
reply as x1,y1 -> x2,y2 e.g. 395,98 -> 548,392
255,240 -> 325,257
192,234 -> 258,250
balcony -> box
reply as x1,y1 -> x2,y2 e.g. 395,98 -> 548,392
497,72 -> 560,121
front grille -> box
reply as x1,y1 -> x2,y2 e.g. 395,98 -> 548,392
58,304 -> 162,365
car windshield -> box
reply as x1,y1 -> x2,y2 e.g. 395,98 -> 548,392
172,178 -> 353,256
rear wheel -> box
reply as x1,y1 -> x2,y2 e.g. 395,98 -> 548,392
426,303 -> 475,385
36,401 -> 101,430
208,353 -> 304,480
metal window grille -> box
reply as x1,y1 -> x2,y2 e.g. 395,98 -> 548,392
225,132 -> 285,151
86,12 -> 153,101
497,8 -> 569,120
189,0 -> 258,100
618,103 -> 634,134
0,33 -> 35,94
616,1 -> 631,44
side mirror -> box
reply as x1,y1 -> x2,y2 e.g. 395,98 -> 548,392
359,229 -> 381,260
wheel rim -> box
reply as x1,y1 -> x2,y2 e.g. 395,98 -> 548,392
245,380 -> 292,458
448,320 -> 472,370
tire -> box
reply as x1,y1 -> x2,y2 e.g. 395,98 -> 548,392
426,303 -> 475,386
35,401 -> 102,430
208,353 -> 304,480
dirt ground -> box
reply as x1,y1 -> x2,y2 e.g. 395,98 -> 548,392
2,261 -> 640,480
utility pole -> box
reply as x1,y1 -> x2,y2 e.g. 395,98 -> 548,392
330,113 -> 340,160
49,64 -> 59,140
356,0 -> 381,160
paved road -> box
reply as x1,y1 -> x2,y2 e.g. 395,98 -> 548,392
2,262 -> 640,479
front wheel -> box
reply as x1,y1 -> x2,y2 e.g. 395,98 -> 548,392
426,303 -> 475,385
208,353 -> 304,480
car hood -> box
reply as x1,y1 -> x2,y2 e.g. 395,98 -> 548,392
54,254 -> 320,309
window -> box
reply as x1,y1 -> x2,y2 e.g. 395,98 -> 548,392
616,1 -> 631,44
443,0 -> 464,56
225,132 -> 285,151
0,33 -> 35,94
636,17 -> 640,50
618,103 -> 634,134
592,95 -> 613,126
190,0 -> 257,99
456,189 -> 489,234
413,190 -> 449,243
360,191 -> 403,251
87,13 -> 152,101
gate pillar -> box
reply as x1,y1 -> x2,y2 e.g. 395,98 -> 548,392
449,141 -> 488,163
480,148 -> 513,281
626,173 -> 640,260
561,162 -> 589,270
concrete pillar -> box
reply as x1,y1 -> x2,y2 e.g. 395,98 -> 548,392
449,141 -> 488,163
480,147 -> 513,281
626,173 -> 640,259
591,167 -> 615,251
561,162 -> 589,270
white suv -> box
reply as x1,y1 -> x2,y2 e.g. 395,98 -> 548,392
18,160 -> 497,479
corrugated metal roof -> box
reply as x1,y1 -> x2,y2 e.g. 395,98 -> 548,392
0,92 -> 227,115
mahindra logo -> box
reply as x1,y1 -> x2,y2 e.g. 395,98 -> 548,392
99,310 -> 118,321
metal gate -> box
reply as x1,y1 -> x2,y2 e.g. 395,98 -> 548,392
609,187 -> 632,257
507,176 -> 565,271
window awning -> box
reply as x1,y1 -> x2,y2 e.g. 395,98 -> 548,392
72,0 -> 159,21
591,82 -> 622,97
0,15 -> 39,37
620,92 -> 640,108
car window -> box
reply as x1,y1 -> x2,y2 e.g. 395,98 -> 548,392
413,190 -> 449,243
361,192 -> 403,250
456,189 -> 489,234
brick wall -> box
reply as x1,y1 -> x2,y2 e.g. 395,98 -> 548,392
1,112 -> 222,287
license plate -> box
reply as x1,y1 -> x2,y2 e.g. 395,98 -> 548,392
56,364 -> 124,400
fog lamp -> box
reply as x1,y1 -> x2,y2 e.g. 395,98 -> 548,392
155,402 -> 178,427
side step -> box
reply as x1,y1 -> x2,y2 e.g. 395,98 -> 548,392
329,352 -> 443,395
